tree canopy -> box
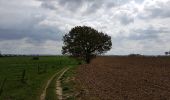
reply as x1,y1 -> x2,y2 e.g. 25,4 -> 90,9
62,26 -> 112,63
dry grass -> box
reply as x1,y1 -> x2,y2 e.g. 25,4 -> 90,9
76,56 -> 170,100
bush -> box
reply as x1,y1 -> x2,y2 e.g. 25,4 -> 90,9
32,57 -> 39,60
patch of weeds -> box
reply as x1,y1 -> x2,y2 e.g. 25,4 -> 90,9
61,66 -> 78,99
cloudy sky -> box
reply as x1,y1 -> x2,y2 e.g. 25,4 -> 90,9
0,0 -> 170,55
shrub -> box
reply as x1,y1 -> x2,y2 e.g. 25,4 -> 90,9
32,56 -> 39,60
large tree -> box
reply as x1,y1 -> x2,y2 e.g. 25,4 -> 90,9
62,26 -> 112,63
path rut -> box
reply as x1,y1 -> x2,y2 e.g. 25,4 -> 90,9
56,68 -> 70,100
40,68 -> 65,100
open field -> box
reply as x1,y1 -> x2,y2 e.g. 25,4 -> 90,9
0,56 -> 78,100
1,56 -> 170,100
76,56 -> 170,100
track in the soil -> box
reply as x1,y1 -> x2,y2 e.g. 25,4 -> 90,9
40,67 -> 69,100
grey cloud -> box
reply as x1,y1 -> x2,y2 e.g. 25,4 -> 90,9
115,26 -> 170,43
139,0 -> 170,19
0,14 -> 63,44
120,15 -> 134,25
41,1 -> 57,10
0,0 -> 63,44
129,26 -> 170,40
112,25 -> 170,55
39,0 -> 84,11
0,27 -> 62,42
85,1 -> 104,14
115,11 -> 134,25
58,0 -> 84,9
39,0 -> 116,14
115,0 -> 144,6
105,2 -> 115,9
58,0 -> 84,6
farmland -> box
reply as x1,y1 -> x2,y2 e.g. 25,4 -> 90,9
76,56 -> 170,100
1,56 -> 170,100
0,56 -> 78,100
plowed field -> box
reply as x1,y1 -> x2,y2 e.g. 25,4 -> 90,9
76,56 -> 170,100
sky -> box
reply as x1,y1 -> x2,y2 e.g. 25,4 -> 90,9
0,0 -> 170,55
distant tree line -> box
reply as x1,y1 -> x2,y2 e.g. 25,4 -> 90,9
128,54 -> 143,57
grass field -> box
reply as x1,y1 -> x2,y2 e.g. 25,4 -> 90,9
76,56 -> 170,100
0,56 -> 78,100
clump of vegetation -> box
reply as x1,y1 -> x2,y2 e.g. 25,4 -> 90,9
61,66 -> 77,99
32,56 -> 39,60
62,26 -> 112,63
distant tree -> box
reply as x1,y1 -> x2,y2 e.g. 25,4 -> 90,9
165,52 -> 169,56
62,26 -> 112,63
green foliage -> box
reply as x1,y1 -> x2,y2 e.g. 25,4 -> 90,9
62,26 -> 112,63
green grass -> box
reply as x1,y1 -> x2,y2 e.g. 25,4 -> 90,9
0,56 -> 78,100
45,68 -> 65,100
45,71 -> 59,100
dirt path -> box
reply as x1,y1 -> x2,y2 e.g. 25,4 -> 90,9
40,68 -> 65,100
56,68 -> 70,100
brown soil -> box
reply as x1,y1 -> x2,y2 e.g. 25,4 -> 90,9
76,56 -> 170,100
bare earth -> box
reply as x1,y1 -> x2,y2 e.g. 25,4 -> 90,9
76,56 -> 170,100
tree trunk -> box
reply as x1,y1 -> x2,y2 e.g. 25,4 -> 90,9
85,55 -> 91,64
86,58 -> 90,64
